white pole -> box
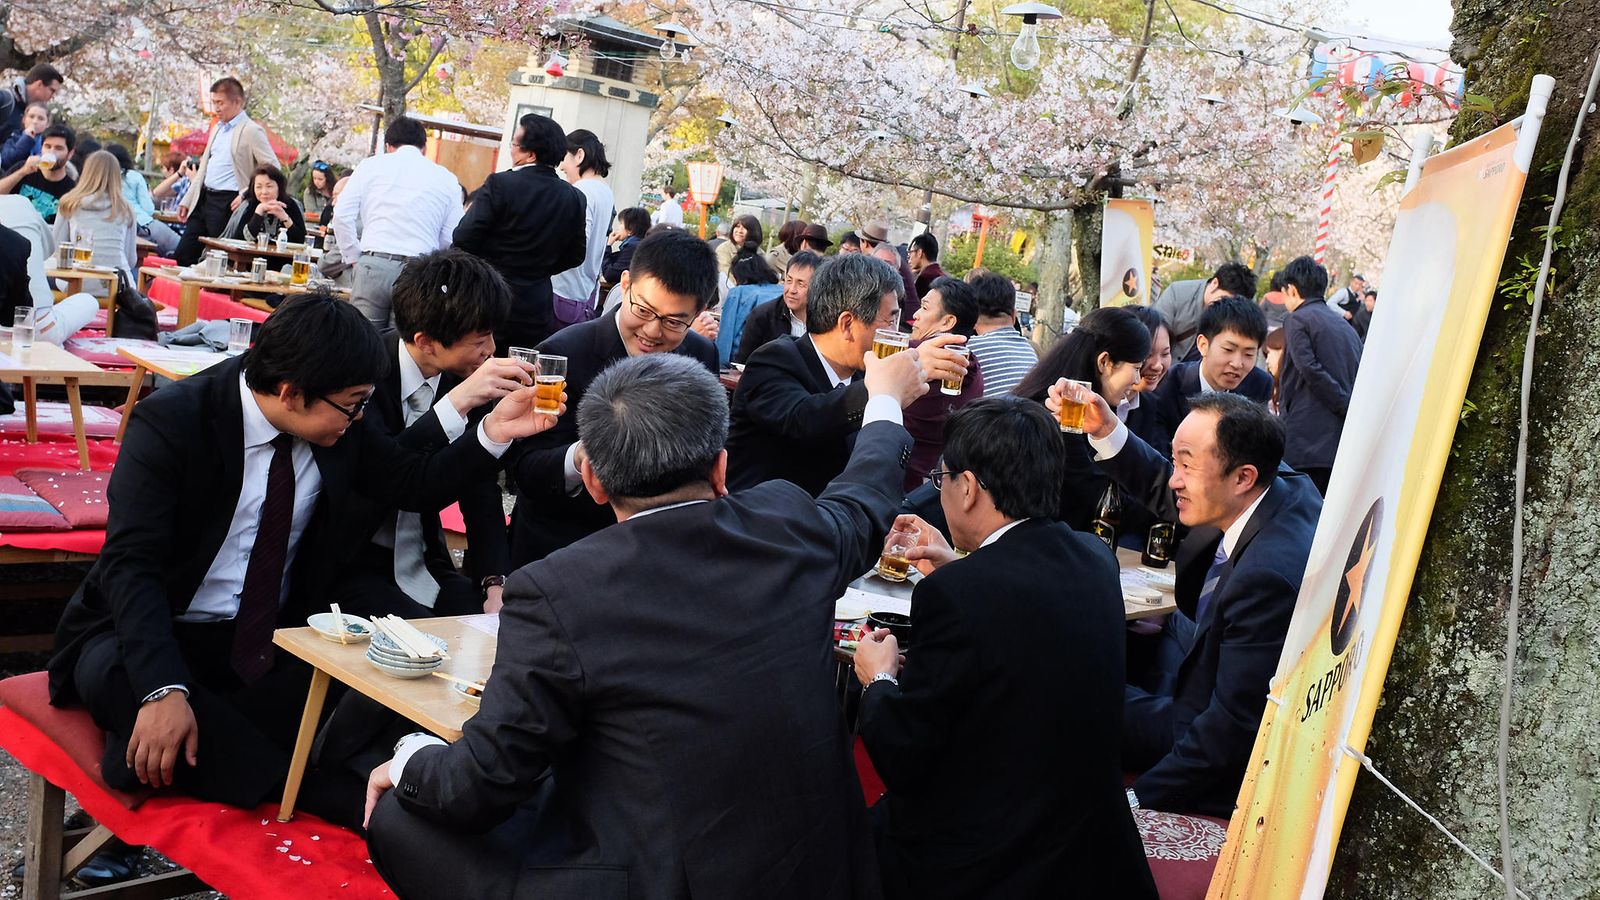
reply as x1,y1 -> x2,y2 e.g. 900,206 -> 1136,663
1402,132 -> 1435,194
1513,74 -> 1556,173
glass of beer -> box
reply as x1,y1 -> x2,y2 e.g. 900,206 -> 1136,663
291,251 -> 311,286
876,522 -> 921,582
38,153 -> 56,172
940,345 -> 970,396
873,329 -> 909,359
533,353 -> 566,416
71,243 -> 93,267
1057,379 -> 1093,434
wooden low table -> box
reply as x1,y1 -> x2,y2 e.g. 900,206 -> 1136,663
0,342 -> 133,469
114,346 -> 230,442
152,210 -> 182,225
199,236 -> 304,270
138,265 -> 347,327
47,267 -> 120,334
273,614 -> 499,822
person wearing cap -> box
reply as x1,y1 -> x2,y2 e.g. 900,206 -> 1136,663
799,222 -> 832,255
908,231 -> 945,299
861,222 -> 920,329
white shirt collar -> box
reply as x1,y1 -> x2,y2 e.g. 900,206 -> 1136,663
629,499 -> 709,520
1116,392 -> 1141,421
1220,488 -> 1270,558
1197,364 -> 1216,394
979,517 -> 1032,549
809,337 -> 850,389
238,372 -> 286,449
396,341 -> 440,404
221,110 -> 248,130
788,310 -> 807,337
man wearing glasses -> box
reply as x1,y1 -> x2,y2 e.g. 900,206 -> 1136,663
505,229 -> 722,566
46,292 -> 558,823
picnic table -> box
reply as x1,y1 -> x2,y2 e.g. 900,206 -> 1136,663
138,265 -> 348,327
0,342 -> 134,469
114,345 -> 230,442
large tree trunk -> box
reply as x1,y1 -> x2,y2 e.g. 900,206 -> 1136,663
1326,2 -> 1600,897
1030,204 -> 1102,348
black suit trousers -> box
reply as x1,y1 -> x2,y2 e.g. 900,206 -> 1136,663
328,543 -> 484,620
173,188 -> 235,266
368,779 -> 560,900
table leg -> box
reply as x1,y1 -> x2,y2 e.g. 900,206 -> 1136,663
116,366 -> 147,443
178,282 -> 200,328
102,274 -> 118,336
22,376 -> 37,443
63,378 -> 89,470
277,668 -> 331,823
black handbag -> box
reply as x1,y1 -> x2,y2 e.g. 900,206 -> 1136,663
110,269 -> 158,340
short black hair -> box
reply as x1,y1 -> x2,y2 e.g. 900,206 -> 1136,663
1127,304 -> 1168,342
73,137 -> 99,161
967,270 -> 1016,319
564,129 -> 610,177
927,275 -> 979,336
1188,392 -> 1284,490
910,232 -> 939,260
247,164 -> 287,202
943,396 -> 1063,520
25,64 -> 63,87
40,123 -> 75,153
244,291 -> 389,398
515,114 -> 567,166
786,250 -> 822,275
1278,255 -> 1329,301
105,143 -> 135,172
209,77 -> 245,101
392,249 -> 511,346
1198,295 -> 1267,346
618,207 -> 650,238
629,229 -> 719,311
384,116 -> 427,150
1211,262 -> 1257,299
730,251 -> 777,286
1013,306 -> 1149,402
838,231 -> 860,250
1268,269 -> 1286,292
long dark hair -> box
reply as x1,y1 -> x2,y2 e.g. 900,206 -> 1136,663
775,219 -> 806,254
1013,306 -> 1151,402
730,214 -> 763,251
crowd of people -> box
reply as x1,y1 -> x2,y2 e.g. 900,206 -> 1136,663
2,68 -> 1382,899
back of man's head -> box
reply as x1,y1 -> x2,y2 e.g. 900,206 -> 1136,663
943,397 -> 1063,520
929,275 -> 979,336
1279,255 -> 1329,301
910,232 -> 939,261
384,116 -> 427,150
968,270 -> 1017,319
25,64 -> 63,88
1188,392 -> 1284,491
245,292 -> 388,397
807,254 -> 901,334
1197,295 -> 1267,347
579,354 -> 727,505
516,114 -> 567,166
630,229 -> 719,312
1210,263 -> 1257,299
393,249 -> 511,346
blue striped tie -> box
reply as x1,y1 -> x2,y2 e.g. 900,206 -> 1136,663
1194,545 -> 1229,624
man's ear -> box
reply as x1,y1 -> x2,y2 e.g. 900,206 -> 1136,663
580,455 -> 610,508
276,383 -> 307,412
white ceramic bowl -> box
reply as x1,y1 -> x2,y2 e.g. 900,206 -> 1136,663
366,652 -> 441,679
307,612 -> 373,643
452,679 -> 484,706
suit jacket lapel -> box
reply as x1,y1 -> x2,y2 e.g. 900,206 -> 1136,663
797,336 -> 832,392
596,309 -> 627,363
379,332 -> 406,431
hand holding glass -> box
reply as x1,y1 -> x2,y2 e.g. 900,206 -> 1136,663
534,354 -> 566,416
877,523 -> 922,582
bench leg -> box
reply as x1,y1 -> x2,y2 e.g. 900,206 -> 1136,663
24,773 -> 65,900
60,869 -> 208,899
61,825 -> 118,881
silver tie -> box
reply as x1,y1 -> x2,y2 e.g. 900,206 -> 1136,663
393,382 -> 440,608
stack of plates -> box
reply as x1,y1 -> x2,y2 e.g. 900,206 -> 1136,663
365,630 -> 449,679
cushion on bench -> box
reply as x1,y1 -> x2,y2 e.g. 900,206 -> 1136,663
63,337 -> 166,368
0,475 -> 71,530
0,401 -> 123,439
16,468 -> 111,528
0,673 -> 392,899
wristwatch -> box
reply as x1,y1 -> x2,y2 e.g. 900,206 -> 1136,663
142,686 -> 188,704
479,575 -> 506,596
869,672 -> 899,688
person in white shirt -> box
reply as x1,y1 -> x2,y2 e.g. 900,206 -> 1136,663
549,129 -> 614,329
334,116 -> 465,331
651,184 -> 684,227
173,77 -> 277,266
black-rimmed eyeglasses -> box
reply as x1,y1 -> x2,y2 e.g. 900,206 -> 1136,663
627,288 -> 694,334
319,392 -> 373,423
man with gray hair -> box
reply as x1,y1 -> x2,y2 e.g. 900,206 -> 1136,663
364,348 -> 933,899
726,253 -> 969,495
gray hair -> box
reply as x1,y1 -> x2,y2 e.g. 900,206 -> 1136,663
578,354 -> 728,500
805,254 -> 903,334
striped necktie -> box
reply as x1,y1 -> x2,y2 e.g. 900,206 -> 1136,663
1194,545 -> 1229,624
392,382 -> 440,608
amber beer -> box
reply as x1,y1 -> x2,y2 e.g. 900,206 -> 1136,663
941,345 -> 970,396
877,551 -> 912,581
291,251 -> 311,285
534,353 -> 567,416
71,244 -> 93,267
873,329 -> 909,359
1057,379 -> 1093,434
876,522 -> 921,583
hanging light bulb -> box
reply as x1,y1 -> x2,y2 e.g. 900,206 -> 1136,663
1001,3 -> 1061,72
659,39 -> 677,60
654,22 -> 693,62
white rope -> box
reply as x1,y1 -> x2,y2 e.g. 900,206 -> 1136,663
1501,51 -> 1600,900
1341,747 -> 1533,900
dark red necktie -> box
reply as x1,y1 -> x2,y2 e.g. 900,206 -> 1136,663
231,432 -> 296,682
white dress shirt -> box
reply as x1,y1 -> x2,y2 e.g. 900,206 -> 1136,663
180,374 -> 321,622
333,146 -> 463,260
202,111 -> 249,193
978,517 -> 1032,549
788,311 -> 807,337
653,198 -> 684,227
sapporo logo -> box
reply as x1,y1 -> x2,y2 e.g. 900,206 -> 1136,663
1331,498 -> 1382,656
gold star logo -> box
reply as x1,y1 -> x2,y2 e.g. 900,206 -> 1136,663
1339,527 -> 1376,633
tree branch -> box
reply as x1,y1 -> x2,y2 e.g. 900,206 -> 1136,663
401,34 -> 448,94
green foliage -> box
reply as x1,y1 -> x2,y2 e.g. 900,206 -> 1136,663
942,233 -> 1038,284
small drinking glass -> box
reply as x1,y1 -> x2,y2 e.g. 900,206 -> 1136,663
877,523 -> 922,582
872,329 -> 910,359
940,345 -> 970,396
227,318 -> 253,355
291,251 -> 311,286
1057,379 -> 1094,434
13,307 -> 35,351
534,354 -> 567,416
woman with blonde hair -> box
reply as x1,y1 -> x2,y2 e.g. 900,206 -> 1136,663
53,150 -> 138,276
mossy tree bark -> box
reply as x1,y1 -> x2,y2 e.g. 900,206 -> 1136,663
1326,3 -> 1600,898
1030,203 -> 1103,349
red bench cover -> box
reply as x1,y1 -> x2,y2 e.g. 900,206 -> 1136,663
0,673 -> 392,899
0,474 -> 71,530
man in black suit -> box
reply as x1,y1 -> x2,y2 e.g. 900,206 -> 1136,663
726,254 -> 968,496
46,294 -> 561,817
1057,383 -> 1321,817
505,229 -> 721,566
364,348 -> 936,900
733,249 -> 818,365
327,250 -> 532,618
1278,255 -> 1364,495
453,113 -> 587,350
855,397 -> 1157,899
1159,295 -> 1273,416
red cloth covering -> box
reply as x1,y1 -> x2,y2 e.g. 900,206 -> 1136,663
0,437 -> 115,552
0,674 -> 392,899
144,276 -> 259,323
437,502 -> 510,534
0,475 -> 70,530
0,402 -> 123,439
16,468 -> 111,528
